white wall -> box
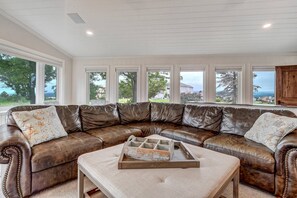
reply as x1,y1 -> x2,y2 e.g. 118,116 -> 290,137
0,14 -> 73,104
73,54 -> 297,104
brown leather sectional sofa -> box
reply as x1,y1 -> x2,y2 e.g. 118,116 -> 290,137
1,102 -> 297,198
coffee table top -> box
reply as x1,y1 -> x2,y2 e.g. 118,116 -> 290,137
78,135 -> 240,198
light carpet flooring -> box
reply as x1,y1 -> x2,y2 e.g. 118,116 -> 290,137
30,177 -> 275,198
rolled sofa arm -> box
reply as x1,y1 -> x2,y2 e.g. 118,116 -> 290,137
275,130 -> 297,198
0,125 -> 31,198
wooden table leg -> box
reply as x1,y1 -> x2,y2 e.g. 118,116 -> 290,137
233,168 -> 239,198
78,168 -> 85,198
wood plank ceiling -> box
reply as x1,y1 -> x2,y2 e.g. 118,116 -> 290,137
0,0 -> 297,57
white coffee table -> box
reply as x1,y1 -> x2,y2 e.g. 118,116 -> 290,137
78,135 -> 240,198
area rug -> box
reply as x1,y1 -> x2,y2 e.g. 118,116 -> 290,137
30,177 -> 274,198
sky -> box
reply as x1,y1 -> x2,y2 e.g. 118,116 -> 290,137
253,71 -> 275,92
180,71 -> 204,92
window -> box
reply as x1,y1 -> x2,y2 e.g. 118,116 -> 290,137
88,71 -> 107,105
147,71 -> 170,103
117,71 -> 138,103
180,71 -> 204,104
0,53 -> 37,108
216,70 -> 241,104
253,70 -> 275,105
44,65 -> 58,104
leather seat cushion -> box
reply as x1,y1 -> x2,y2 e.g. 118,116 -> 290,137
86,125 -> 142,148
204,134 -> 275,173
31,132 -> 102,172
125,122 -> 180,136
160,126 -> 217,146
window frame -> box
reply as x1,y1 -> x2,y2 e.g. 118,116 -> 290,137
214,65 -> 244,104
115,67 -> 140,103
251,66 -> 276,105
176,64 -> 207,104
145,65 -> 174,103
0,49 -> 63,109
85,66 -> 110,105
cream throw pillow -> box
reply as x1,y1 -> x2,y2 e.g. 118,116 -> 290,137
244,112 -> 297,152
12,106 -> 67,147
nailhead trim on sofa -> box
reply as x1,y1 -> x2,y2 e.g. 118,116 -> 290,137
2,146 -> 23,198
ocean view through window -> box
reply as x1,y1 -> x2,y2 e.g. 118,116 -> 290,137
253,71 -> 275,105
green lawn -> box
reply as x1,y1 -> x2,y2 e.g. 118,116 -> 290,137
117,98 -> 170,103
0,100 -> 30,107
149,98 -> 170,103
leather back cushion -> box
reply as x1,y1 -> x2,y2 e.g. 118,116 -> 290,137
117,102 -> 150,124
80,104 -> 120,131
261,109 -> 296,118
182,105 -> 223,132
7,105 -> 82,133
221,107 -> 262,136
221,107 -> 297,136
151,103 -> 184,124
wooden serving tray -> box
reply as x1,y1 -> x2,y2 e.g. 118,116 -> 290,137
118,141 -> 200,169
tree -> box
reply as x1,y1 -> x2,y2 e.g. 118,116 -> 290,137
148,72 -> 168,99
216,71 -> 261,103
44,64 -> 57,97
0,54 -> 56,104
118,72 -> 137,103
89,72 -> 106,101
88,71 -> 168,104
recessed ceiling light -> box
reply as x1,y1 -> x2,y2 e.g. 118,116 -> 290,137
262,23 -> 272,29
86,30 -> 94,36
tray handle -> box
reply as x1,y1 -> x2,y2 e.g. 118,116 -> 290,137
127,135 -> 135,142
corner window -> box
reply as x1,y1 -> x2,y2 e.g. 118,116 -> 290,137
147,71 -> 170,103
253,70 -> 275,105
0,53 -> 37,108
87,71 -> 107,105
117,71 -> 138,103
180,71 -> 204,104
216,70 -> 241,104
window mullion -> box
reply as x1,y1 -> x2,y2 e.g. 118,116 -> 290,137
36,63 -> 45,104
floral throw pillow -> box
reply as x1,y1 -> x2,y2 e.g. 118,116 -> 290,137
244,112 -> 297,152
12,106 -> 68,147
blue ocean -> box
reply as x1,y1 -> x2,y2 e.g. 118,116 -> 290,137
253,91 -> 274,98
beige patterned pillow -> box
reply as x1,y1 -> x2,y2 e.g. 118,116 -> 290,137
12,106 -> 67,147
244,112 -> 297,152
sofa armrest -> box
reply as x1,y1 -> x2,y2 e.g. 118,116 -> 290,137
275,130 -> 297,197
0,125 -> 32,197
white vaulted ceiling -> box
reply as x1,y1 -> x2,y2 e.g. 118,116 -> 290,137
0,0 -> 297,57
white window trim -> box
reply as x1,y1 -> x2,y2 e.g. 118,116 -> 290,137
176,64 -> 207,103
85,66 -> 110,104
213,64 -> 245,104
0,39 -> 64,67
0,40 -> 65,107
145,65 -> 174,102
36,63 -> 45,104
115,66 -> 141,103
